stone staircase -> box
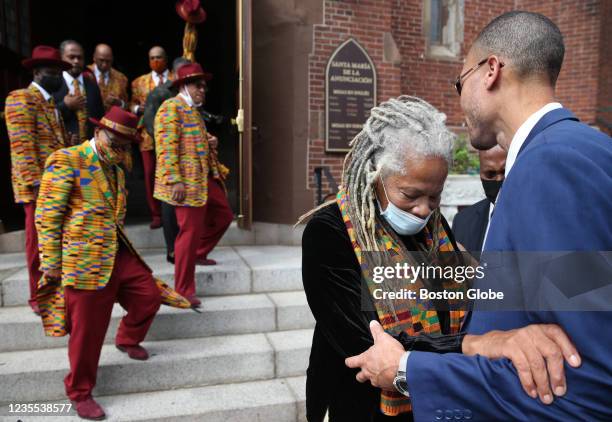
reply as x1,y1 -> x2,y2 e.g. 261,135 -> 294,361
0,223 -> 314,421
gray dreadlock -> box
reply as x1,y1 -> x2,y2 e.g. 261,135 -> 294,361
299,96 -> 454,252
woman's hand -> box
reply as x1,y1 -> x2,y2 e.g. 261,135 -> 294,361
462,324 -> 581,405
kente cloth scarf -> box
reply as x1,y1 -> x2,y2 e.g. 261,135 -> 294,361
337,188 -> 467,416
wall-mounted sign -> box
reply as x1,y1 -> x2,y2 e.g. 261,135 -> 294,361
325,38 -> 377,152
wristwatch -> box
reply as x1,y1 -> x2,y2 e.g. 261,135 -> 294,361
393,351 -> 411,397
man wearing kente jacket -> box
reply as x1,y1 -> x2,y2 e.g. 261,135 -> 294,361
131,46 -> 174,229
36,106 -> 190,420
154,62 -> 233,307
4,45 -> 69,314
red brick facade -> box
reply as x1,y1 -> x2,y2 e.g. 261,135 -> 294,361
307,0 -> 610,197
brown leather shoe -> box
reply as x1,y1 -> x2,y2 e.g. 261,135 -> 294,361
116,344 -> 149,360
73,397 -> 106,420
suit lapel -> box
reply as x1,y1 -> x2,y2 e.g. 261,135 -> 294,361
519,108 -> 579,156
115,166 -> 126,220
84,142 -> 116,212
29,85 -> 66,147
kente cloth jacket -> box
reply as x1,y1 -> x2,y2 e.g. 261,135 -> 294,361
35,140 -> 146,287
87,65 -> 129,111
130,71 -> 174,151
153,95 -> 228,207
4,83 -> 66,203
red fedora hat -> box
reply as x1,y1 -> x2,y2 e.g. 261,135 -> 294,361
172,62 -> 212,88
176,0 -> 206,24
22,45 -> 71,70
89,106 -> 142,143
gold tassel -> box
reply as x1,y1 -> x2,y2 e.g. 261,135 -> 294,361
182,22 -> 198,61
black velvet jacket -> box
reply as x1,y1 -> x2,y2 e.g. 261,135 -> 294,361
302,203 -> 465,422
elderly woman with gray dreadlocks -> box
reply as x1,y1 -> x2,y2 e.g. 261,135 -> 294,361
301,96 -> 469,421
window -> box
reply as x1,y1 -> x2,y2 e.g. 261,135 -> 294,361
0,0 -> 31,56
424,0 -> 463,59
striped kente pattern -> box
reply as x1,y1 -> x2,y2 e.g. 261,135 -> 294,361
35,141 -> 128,286
88,65 -> 129,111
130,72 -> 174,151
4,84 -> 66,203
337,188 -> 466,416
153,96 -> 226,207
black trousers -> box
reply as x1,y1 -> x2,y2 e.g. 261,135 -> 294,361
161,202 -> 179,257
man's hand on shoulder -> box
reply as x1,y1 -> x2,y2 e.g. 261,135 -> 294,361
462,324 -> 581,405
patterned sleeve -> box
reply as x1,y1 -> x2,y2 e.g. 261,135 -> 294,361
35,150 -> 75,271
129,77 -> 142,111
154,100 -> 183,185
5,90 -> 41,186
118,73 -> 129,106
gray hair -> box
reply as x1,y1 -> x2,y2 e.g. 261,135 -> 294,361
342,96 -> 454,251
298,96 -> 454,251
474,11 -> 564,85
59,40 -> 83,55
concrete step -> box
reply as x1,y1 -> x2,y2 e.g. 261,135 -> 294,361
268,291 -> 315,331
0,246 -> 302,307
0,376 -> 306,422
0,222 -> 306,253
0,290 -> 314,352
0,329 -> 313,404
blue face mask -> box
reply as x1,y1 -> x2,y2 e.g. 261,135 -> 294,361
379,177 -> 432,235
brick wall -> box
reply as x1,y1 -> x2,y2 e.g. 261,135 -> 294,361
596,0 -> 612,134
515,0 -> 602,124
308,0 -> 402,195
307,0 -> 607,203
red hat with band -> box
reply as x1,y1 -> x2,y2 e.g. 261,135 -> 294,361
176,0 -> 207,24
22,45 -> 71,70
89,106 -> 142,143
172,62 -> 212,88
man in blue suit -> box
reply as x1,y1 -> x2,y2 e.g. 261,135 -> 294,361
346,11 -> 612,420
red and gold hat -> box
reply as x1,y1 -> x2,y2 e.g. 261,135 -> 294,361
22,45 -> 71,70
176,0 -> 207,24
172,62 -> 212,88
89,106 -> 142,143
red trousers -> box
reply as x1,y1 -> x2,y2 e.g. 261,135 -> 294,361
141,149 -> 161,223
23,202 -> 42,308
173,178 -> 233,297
64,242 -> 161,402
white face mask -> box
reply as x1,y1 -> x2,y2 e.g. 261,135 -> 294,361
379,177 -> 432,235
180,86 -> 202,108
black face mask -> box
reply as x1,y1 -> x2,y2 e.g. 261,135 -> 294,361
481,179 -> 503,204
38,75 -> 63,93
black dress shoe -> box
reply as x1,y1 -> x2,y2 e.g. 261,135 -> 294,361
166,253 -> 175,264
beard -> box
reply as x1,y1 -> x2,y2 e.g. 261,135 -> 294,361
463,98 -> 497,151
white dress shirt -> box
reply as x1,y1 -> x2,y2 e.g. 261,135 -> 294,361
481,201 -> 495,252
63,71 -> 85,95
31,81 -> 60,123
89,138 -> 99,156
482,102 -> 562,250
152,69 -> 169,87
504,102 -> 562,177
92,64 -> 109,85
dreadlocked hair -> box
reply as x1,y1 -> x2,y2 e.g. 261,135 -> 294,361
299,96 -> 455,252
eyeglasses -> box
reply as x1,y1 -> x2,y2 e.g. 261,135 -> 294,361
453,58 -> 503,96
